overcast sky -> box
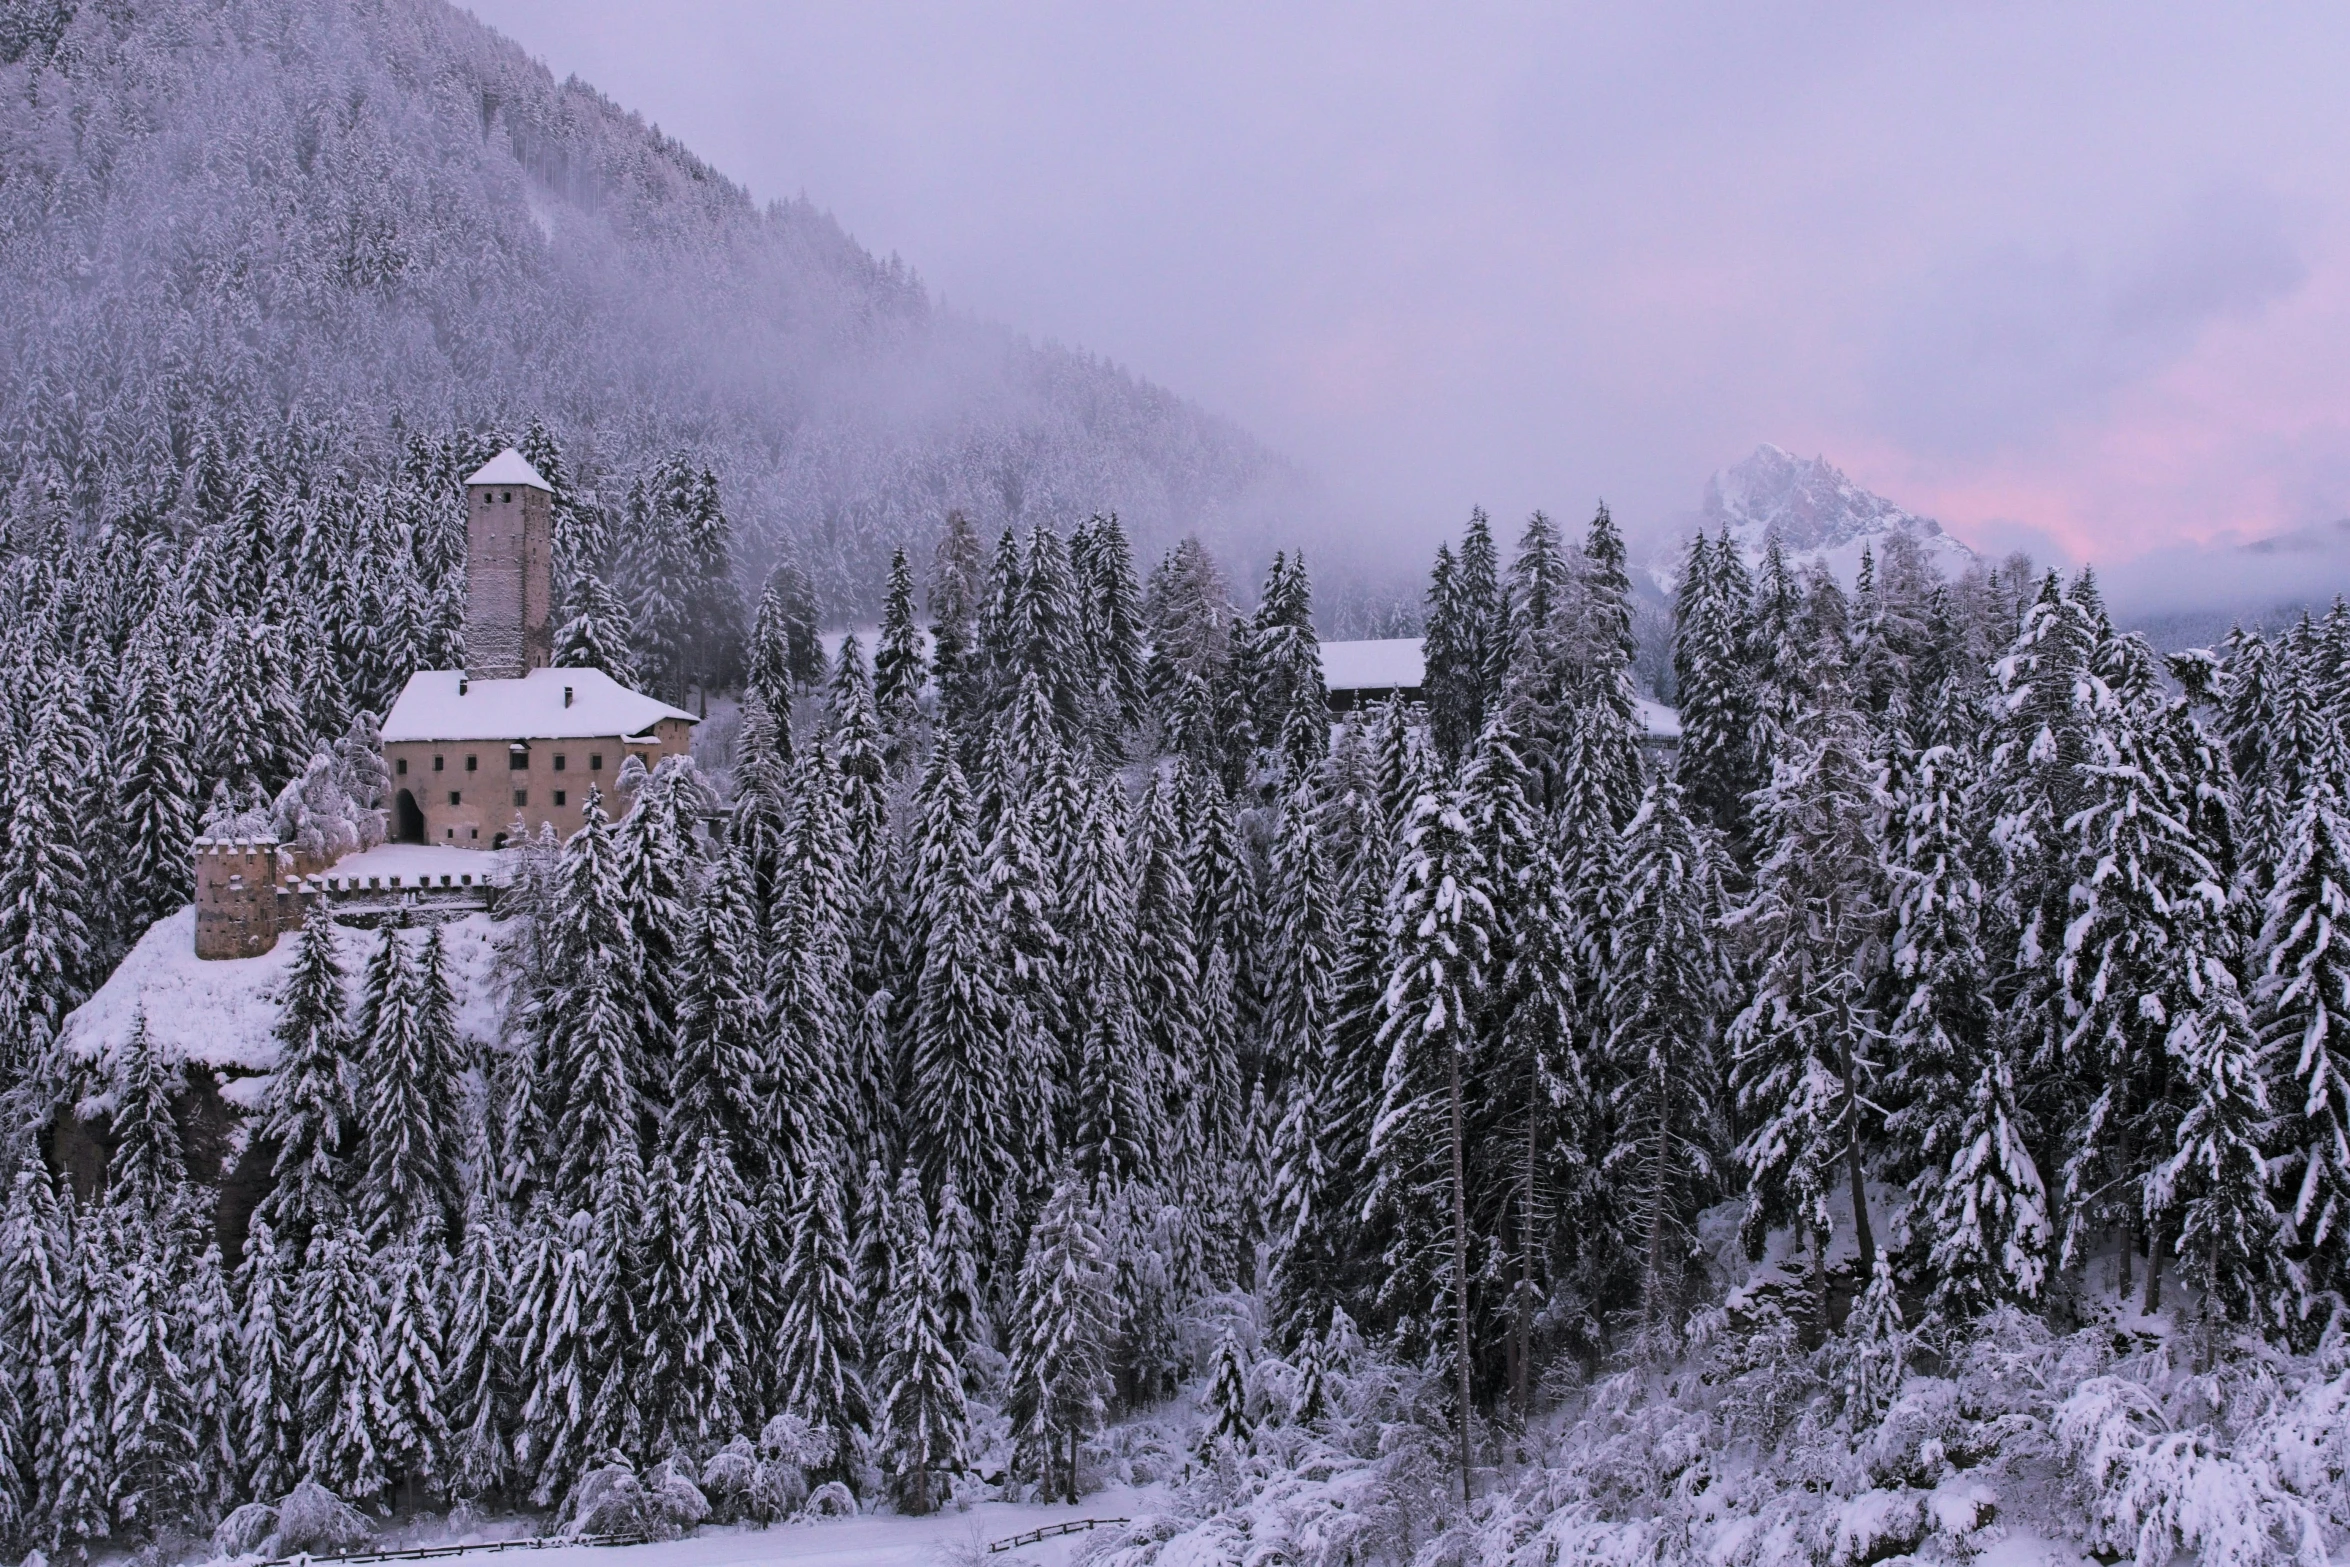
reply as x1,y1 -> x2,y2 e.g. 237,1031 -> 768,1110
465,1 -> 2350,576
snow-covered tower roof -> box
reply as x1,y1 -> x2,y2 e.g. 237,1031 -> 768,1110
464,448 -> 551,490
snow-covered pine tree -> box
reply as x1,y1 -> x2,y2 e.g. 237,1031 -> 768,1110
1370,771 -> 1493,1499
1128,767 -> 1203,1195
295,1216 -> 386,1502
0,1155 -> 66,1531
107,1013 -> 184,1213
552,574 -> 641,690
931,1173 -> 986,1378
1198,1325 -> 1252,1457
109,620 -> 197,931
373,1236 -> 450,1505
771,739 -> 856,1179
874,546 -> 928,745
1602,779 -> 1734,1328
1006,1170 -> 1113,1505
775,1161 -> 869,1484
909,750 -> 1015,1232
877,1196 -> 968,1514
1675,530 -> 1756,844
181,1238 -> 240,1517
443,1189 -> 511,1501
1881,742 -> 2050,1317
2256,727 -> 2350,1309
107,1209 -> 197,1536
1727,662 -> 1888,1295
357,924 -> 461,1243
615,760 -> 698,1111
259,898 -> 355,1252
1075,512 -> 1150,747
52,1210 -> 115,1554
0,673 -> 96,1077
512,1208 -> 591,1505
929,512 -> 988,732
235,1211 -> 300,1505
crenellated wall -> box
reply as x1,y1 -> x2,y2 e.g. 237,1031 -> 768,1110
193,837 -> 293,959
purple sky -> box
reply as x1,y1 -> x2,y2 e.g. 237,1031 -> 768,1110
465,1 -> 2350,572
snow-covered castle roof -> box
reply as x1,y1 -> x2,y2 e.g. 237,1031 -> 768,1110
382,666 -> 697,743
463,447 -> 550,490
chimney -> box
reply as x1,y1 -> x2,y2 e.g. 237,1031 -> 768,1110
564,684 -> 574,708
461,448 -> 555,680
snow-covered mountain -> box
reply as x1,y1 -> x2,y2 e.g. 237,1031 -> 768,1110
1658,444 -> 1979,590
0,0 -> 1291,610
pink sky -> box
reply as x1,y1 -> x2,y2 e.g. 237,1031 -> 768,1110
463,1 -> 2350,582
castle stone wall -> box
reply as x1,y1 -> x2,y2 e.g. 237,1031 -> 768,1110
193,837 -> 292,959
465,479 -> 553,679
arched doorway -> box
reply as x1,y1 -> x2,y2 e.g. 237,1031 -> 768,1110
394,789 -> 425,843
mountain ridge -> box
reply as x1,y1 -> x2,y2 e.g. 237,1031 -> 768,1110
0,0 -> 1293,608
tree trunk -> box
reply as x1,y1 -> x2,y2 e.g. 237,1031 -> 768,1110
2141,1219 -> 2164,1315
1641,1105 -> 1674,1328
1513,1100 -> 1536,1421
1840,1032 -> 1876,1275
1449,1040 -> 1473,1505
1808,1223 -> 1828,1344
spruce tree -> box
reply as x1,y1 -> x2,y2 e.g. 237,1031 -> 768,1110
1882,743 -> 2050,1317
108,1212 -> 197,1536
2256,736 -> 2350,1306
443,1190 -> 511,1500
358,925 -> 462,1243
236,1212 -> 301,1505
108,1013 -> 184,1212
909,751 -> 1014,1230
1728,667 -> 1888,1289
295,1217 -> 386,1502
1199,1326 -> 1252,1457
109,622 -> 197,930
877,1205 -> 968,1514
1370,774 -> 1492,1500
260,899 -> 356,1252
874,546 -> 929,742
374,1237 -> 450,1504
1006,1171 -> 1113,1505
775,1161 -> 869,1484
1603,780 -> 1734,1328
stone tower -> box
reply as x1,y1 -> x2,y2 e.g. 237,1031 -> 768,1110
463,448 -> 555,679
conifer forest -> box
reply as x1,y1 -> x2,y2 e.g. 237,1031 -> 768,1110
5,4 -> 2350,1566
4,438 -> 2350,1565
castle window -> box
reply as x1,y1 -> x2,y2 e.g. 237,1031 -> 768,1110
466,755 -> 478,772
469,827 -> 478,840
433,755 -> 445,772
446,828 -> 454,839
590,753 -> 604,771
502,491 -> 512,503
514,790 -> 528,808
396,758 -> 408,775
554,754 -> 567,772
553,790 -> 567,807
449,791 -> 461,806
510,747 -> 528,770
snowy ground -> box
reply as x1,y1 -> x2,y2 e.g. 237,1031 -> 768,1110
59,905 -> 510,1090
438,1490 -> 1161,1567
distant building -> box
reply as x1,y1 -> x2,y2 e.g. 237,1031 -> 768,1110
192,448 -> 695,957
1317,636 -> 1682,748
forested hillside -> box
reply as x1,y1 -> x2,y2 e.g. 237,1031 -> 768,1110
8,500 -> 2350,1563
0,0 -> 1287,606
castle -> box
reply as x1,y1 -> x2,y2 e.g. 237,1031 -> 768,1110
193,450 -> 699,958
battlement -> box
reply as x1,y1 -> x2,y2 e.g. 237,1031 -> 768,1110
192,836 -> 506,959
193,836 -> 294,959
